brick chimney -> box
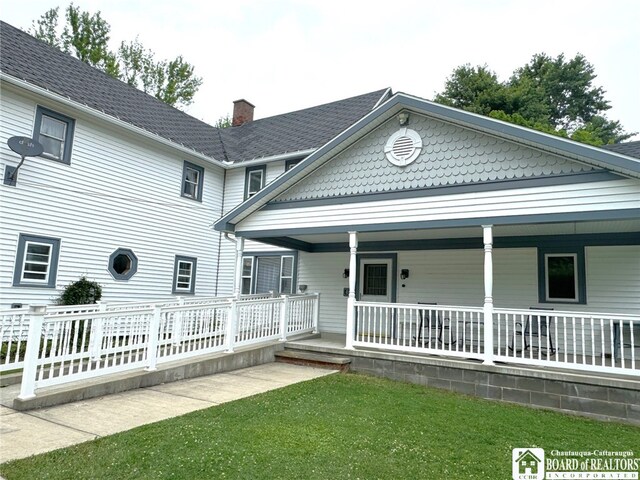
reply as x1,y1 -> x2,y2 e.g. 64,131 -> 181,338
232,99 -> 255,126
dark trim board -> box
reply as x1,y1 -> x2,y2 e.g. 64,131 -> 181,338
248,232 -> 640,253
263,171 -> 622,210
237,209 -> 640,241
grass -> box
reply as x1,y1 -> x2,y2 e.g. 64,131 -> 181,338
1,373 -> 638,479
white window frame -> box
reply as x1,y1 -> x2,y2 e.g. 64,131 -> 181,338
241,256 -> 254,295
13,234 -> 61,288
241,253 -> 296,294
181,161 -> 204,202
544,253 -> 579,302
280,255 -> 294,294
21,241 -> 52,284
172,256 -> 197,294
245,166 -> 266,199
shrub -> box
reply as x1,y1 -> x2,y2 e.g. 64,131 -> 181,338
56,276 -> 103,305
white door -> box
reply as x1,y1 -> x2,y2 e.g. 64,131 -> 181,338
358,258 -> 393,339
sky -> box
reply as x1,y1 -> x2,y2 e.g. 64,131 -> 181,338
2,0 -> 639,140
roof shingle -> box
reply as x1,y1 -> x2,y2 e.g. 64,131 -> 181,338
0,21 -> 388,163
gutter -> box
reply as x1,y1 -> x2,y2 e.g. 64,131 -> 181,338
224,148 -> 316,169
1,72 -> 228,169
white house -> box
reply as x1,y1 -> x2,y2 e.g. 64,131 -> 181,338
1,19 -> 639,351
215,94 -> 640,350
0,20 -> 388,309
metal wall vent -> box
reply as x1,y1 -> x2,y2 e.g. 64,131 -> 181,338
384,128 -> 422,166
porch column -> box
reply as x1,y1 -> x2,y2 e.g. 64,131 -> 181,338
233,236 -> 245,299
482,225 -> 494,365
345,231 -> 358,349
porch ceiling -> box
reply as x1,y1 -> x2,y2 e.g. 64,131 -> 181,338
252,219 -> 640,252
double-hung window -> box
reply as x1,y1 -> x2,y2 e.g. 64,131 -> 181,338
181,161 -> 204,201
34,106 -> 75,164
240,253 -> 296,295
538,248 -> 586,304
173,255 -> 197,294
244,165 -> 266,199
13,234 -> 61,288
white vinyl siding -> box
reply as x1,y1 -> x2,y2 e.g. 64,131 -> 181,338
216,161 -> 291,297
236,180 -> 640,233
0,87 -> 223,307
299,246 -> 640,334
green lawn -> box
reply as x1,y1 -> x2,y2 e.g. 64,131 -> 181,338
1,373 -> 638,479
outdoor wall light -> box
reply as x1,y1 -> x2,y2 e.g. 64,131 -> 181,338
401,269 -> 410,280
342,268 -> 350,278
299,284 -> 308,293
397,112 -> 410,126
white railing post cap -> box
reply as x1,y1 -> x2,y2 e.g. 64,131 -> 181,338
29,305 -> 47,314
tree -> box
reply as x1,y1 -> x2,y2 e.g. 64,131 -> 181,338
434,53 -> 634,145
214,115 -> 232,128
30,4 -> 202,108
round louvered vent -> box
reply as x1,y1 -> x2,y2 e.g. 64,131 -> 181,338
384,128 -> 422,166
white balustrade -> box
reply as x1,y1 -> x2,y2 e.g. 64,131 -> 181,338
493,308 -> 639,375
9,293 -> 320,396
353,302 -> 484,360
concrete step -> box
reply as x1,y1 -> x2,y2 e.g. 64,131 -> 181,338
275,350 -> 351,372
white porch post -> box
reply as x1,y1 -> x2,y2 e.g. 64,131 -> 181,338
18,305 -> 46,400
233,236 -> 245,299
345,231 -> 358,349
482,225 -> 495,365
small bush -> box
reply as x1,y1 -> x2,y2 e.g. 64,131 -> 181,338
56,276 -> 102,306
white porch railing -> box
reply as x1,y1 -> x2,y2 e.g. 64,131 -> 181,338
354,302 -> 485,361
493,308 -> 639,376
1,293 -> 319,399
353,301 -> 639,377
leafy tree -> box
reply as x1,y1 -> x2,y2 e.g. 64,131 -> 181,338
30,4 -> 202,108
214,115 -> 232,128
434,53 -> 634,145
56,276 -> 102,305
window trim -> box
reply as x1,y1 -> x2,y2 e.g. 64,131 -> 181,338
537,247 -> 586,304
13,234 -> 61,288
33,106 -> 75,165
241,251 -> 297,294
108,248 -> 139,281
172,255 -> 197,294
285,159 -> 301,171
181,161 -> 204,202
280,255 -> 294,294
244,165 -> 266,200
241,256 -> 254,295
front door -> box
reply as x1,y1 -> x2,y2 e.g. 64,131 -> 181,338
358,257 -> 394,339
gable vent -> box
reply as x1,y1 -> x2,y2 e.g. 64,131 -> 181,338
384,128 -> 422,166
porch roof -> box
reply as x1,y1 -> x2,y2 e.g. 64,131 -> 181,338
243,218 -> 640,253
214,93 -> 640,234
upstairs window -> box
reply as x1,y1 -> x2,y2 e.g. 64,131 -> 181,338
244,165 -> 266,199
13,234 -> 61,288
173,255 -> 197,294
34,106 -> 75,164
181,161 -> 204,201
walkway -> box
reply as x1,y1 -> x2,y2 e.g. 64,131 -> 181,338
0,363 -> 335,464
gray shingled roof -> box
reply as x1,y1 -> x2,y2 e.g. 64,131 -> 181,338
219,89 -> 390,162
0,21 -> 388,163
603,141 -> 640,160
